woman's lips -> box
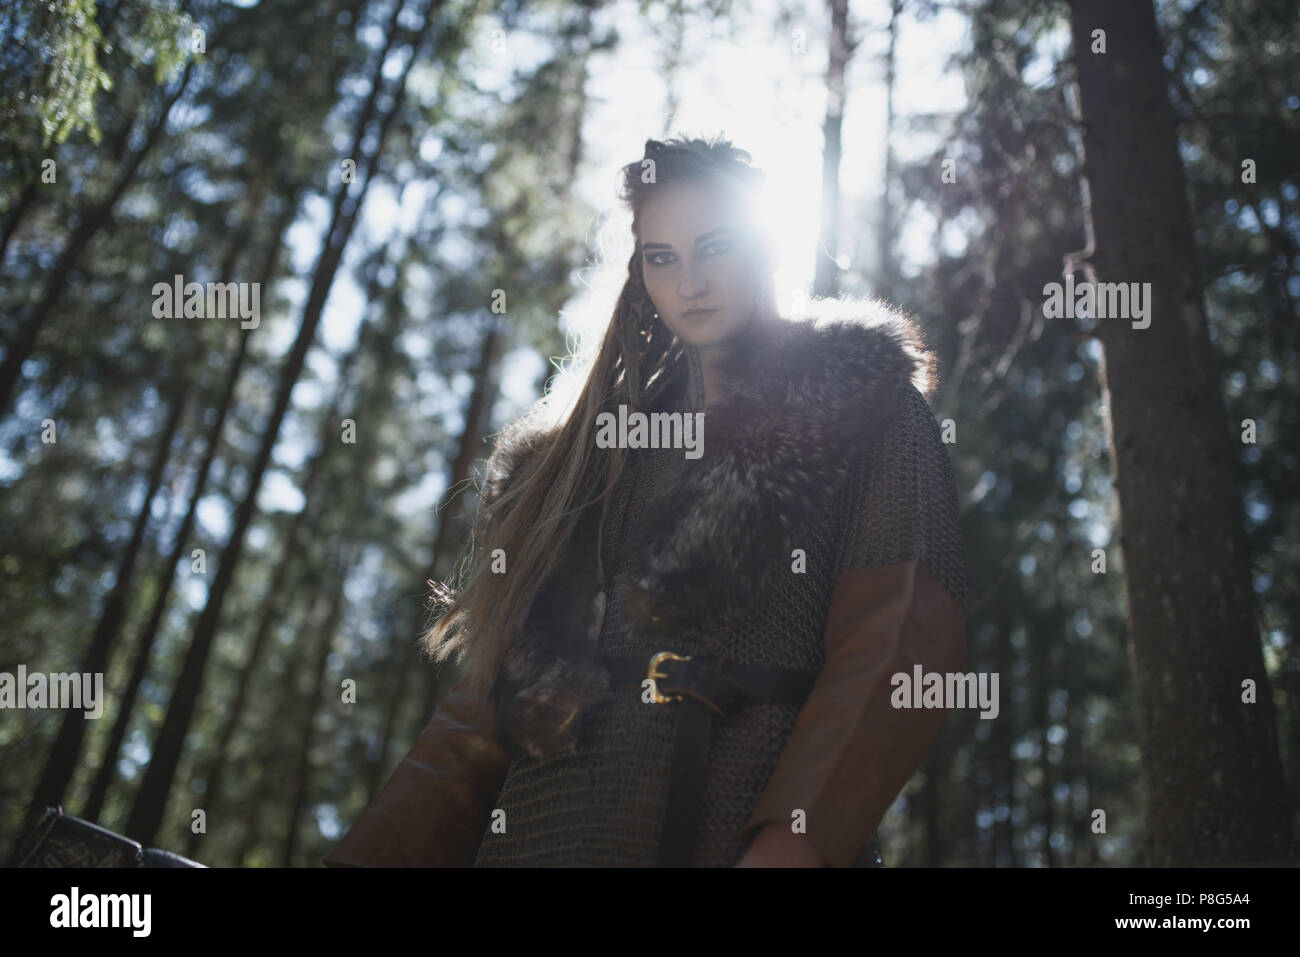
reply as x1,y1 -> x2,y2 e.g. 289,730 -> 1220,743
682,308 -> 717,318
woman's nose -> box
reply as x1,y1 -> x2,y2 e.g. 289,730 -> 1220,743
677,261 -> 708,298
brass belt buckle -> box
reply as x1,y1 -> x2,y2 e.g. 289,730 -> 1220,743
647,651 -> 690,704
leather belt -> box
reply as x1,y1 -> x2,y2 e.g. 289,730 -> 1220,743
601,652 -> 819,866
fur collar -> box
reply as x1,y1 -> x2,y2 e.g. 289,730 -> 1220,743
483,298 -> 933,759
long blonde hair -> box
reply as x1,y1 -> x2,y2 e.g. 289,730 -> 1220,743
420,134 -> 770,697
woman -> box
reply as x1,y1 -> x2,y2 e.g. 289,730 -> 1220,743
324,135 -> 968,867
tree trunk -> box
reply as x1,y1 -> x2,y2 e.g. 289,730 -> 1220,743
413,319 -> 504,738
234,561 -> 321,867
875,0 -> 902,298
281,543 -> 351,867
0,180 -> 39,267
81,197 -> 296,826
993,614 -> 1017,865
1061,677 -> 1094,865
123,0 -> 439,846
180,511 -> 299,860
19,365 -> 192,839
1034,607 -> 1057,867
813,0 -> 855,298
179,231 -> 383,858
357,231 -> 442,801
1067,0 -> 1292,864
0,61 -> 196,417
918,747 -> 942,866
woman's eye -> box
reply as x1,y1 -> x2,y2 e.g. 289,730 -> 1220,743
645,241 -> 731,267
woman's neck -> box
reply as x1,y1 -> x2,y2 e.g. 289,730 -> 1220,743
677,311 -> 772,411
681,344 -> 724,411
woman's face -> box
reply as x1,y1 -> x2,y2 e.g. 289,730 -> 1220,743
637,179 -> 765,350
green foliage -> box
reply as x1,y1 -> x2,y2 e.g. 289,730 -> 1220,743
0,0 -> 191,154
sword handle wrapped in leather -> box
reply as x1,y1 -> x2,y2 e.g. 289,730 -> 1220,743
13,806 -> 205,867
324,673 -> 512,867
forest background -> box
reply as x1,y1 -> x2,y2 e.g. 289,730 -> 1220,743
1,0 -> 1296,867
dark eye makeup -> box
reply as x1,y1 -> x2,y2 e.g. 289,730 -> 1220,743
644,238 -> 734,267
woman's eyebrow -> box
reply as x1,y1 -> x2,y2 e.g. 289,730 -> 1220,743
642,227 -> 737,251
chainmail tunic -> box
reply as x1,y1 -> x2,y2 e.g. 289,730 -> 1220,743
472,377 -> 966,867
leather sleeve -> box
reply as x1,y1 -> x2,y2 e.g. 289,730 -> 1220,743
739,383 -> 967,867
739,557 -> 966,867
322,673 -> 512,867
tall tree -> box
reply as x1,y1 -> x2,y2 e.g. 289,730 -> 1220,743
812,0 -> 858,297
874,0 -> 903,298
123,0 -> 440,846
281,539 -> 354,866
0,0 -> 190,261
19,362 -> 191,836
411,316 -> 506,736
1066,0 -> 1291,864
79,196 -> 295,827
0,60 -> 196,416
